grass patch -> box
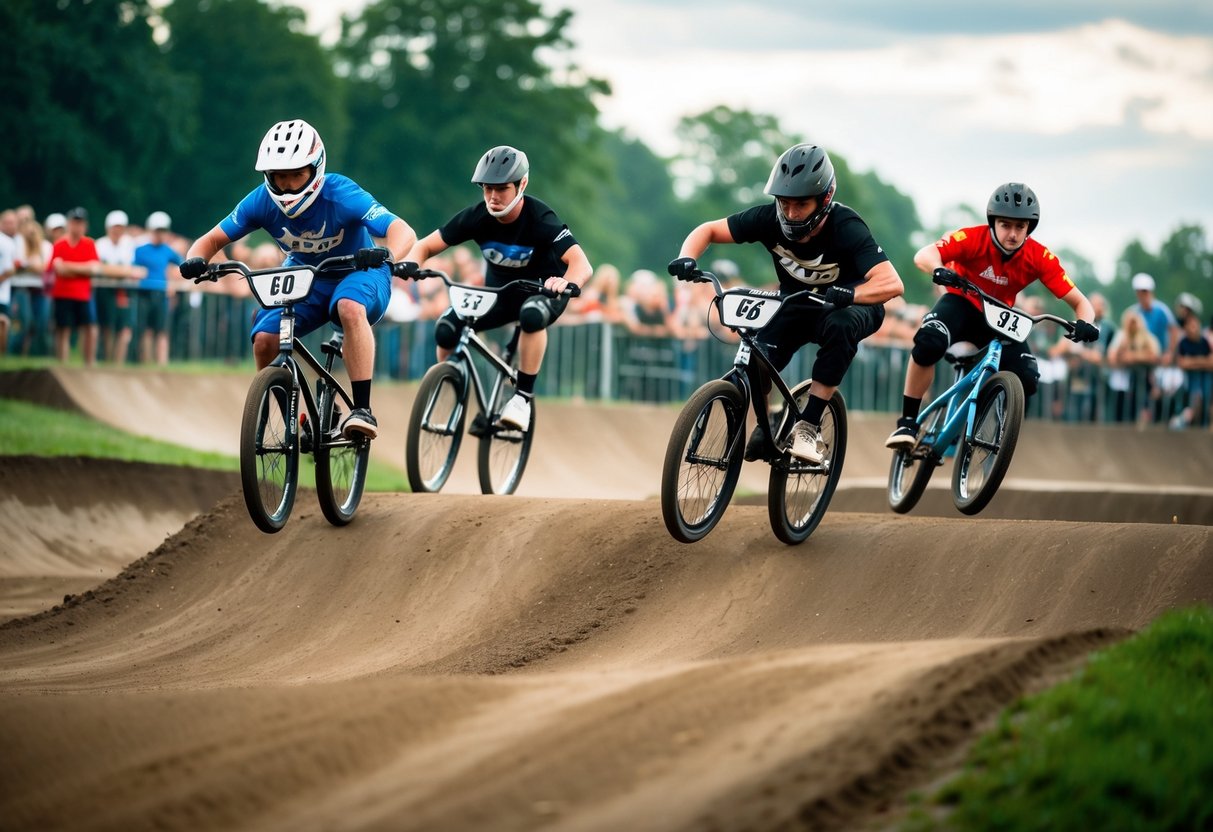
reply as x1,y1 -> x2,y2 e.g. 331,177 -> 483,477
901,605 -> 1213,831
0,398 -> 409,492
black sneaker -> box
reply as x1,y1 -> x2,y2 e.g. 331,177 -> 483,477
885,417 -> 919,450
299,414 -> 314,454
340,407 -> 378,440
468,412 -> 490,438
744,424 -> 770,462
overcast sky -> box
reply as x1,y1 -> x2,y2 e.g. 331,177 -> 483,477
297,0 -> 1213,279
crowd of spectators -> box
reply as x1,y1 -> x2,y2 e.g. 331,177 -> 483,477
2,204 -> 1210,430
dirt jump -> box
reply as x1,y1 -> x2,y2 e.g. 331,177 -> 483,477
2,367 -> 1211,831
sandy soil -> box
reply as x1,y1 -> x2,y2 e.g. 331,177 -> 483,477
2,367 -> 1212,831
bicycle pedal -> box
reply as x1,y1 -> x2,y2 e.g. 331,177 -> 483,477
468,413 -> 490,438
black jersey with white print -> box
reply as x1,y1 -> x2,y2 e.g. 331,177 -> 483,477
727,202 -> 888,294
438,196 -> 578,288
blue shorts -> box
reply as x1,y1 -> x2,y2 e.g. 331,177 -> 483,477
250,265 -> 391,341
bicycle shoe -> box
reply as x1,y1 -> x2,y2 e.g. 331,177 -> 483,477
788,420 -> 826,464
340,407 -> 379,440
885,417 -> 919,450
468,412 -> 490,438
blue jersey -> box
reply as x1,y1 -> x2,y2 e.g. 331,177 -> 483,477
220,173 -> 399,269
133,242 -> 183,292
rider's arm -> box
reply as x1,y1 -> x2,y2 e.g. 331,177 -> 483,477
853,261 -> 904,305
913,241 -> 944,274
186,225 -> 234,263
678,219 -> 734,259
404,230 -> 450,265
1059,286 -> 1096,325
546,243 -> 591,293
376,217 -> 417,261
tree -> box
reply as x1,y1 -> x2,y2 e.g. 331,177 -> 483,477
0,0 -> 192,219
1111,224 -> 1213,317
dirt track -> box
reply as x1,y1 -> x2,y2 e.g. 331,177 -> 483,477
2,368 -> 1212,831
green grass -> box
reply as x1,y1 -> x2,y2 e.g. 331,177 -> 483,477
901,605 -> 1213,831
0,398 -> 409,492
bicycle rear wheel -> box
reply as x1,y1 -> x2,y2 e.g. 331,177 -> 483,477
477,401 -> 535,495
767,384 -> 847,545
406,362 -> 467,493
240,366 -> 299,534
661,380 -> 746,543
887,406 -> 945,514
314,381 -> 370,526
953,371 -> 1024,515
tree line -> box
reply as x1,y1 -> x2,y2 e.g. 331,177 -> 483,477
3,0 -> 1208,311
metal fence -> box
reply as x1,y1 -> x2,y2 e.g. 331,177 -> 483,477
5,278 -> 1207,427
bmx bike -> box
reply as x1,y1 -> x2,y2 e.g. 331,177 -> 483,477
189,251 -> 385,533
887,268 -> 1080,516
660,266 -> 847,545
399,268 -> 579,495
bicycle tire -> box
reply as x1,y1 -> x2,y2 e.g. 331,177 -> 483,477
767,384 -> 847,545
477,401 -> 535,496
314,380 -> 370,526
953,370 -> 1025,515
887,406 -> 946,514
240,366 -> 299,534
406,362 -> 467,493
661,380 -> 746,543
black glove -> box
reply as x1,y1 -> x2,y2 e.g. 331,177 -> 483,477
932,267 -> 960,287
824,285 -> 854,308
393,260 -> 422,280
667,256 -> 698,280
354,246 -> 390,270
180,257 -> 207,280
1069,320 -> 1100,343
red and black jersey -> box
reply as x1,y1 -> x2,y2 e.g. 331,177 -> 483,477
935,225 -> 1075,310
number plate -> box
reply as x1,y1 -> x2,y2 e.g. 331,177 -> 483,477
719,290 -> 784,329
982,300 -> 1033,343
449,285 -> 497,320
248,268 -> 315,308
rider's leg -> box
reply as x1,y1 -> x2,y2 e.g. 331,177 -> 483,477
1000,343 -> 1040,398
336,298 -> 374,405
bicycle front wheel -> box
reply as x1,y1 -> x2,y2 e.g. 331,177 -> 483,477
952,371 -> 1024,515
406,362 -> 467,493
887,406 -> 945,514
314,381 -> 370,526
767,384 -> 847,545
477,402 -> 535,496
240,366 -> 299,534
661,380 -> 746,543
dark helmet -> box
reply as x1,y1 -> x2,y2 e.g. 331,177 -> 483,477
763,144 -> 837,240
987,182 -> 1040,234
471,145 -> 529,186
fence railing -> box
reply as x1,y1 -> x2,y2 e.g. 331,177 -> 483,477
4,279 -> 1205,426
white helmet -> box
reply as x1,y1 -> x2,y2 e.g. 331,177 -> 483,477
255,119 -> 327,218
146,211 -> 171,231
105,210 -> 129,228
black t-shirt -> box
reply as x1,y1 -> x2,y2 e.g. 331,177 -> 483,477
439,196 -> 578,288
726,202 -> 888,294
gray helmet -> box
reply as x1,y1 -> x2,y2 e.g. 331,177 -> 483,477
763,144 -> 837,239
471,145 -> 529,185
987,183 -> 1040,235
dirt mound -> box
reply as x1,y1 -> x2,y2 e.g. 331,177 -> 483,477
2,485 -> 1211,831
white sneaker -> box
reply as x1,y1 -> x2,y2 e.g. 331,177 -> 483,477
497,394 -> 532,431
788,420 -> 826,464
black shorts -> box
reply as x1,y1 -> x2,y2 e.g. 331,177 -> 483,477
921,293 -> 1039,390
135,290 -> 170,334
95,287 -> 131,329
53,298 -> 97,328
755,295 -> 885,388
440,285 -> 569,336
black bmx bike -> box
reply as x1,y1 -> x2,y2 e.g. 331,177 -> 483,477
190,252 -> 383,533
400,268 -> 579,495
887,269 -> 1080,516
660,267 -> 847,545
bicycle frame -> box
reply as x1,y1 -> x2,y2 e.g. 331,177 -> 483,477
439,325 -> 521,431
914,341 -> 1005,461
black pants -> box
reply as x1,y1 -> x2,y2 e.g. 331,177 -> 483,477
755,297 -> 885,387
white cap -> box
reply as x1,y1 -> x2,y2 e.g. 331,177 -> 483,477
146,211 -> 171,231
1131,272 -> 1155,292
105,210 -> 129,228
1176,292 -> 1203,318
45,212 -> 67,231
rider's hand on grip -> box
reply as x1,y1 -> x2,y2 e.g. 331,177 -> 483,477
393,260 -> 422,280
824,285 -> 854,308
932,267 -> 960,287
354,246 -> 390,270
1068,320 -> 1100,343
668,256 -> 698,281
180,256 -> 207,281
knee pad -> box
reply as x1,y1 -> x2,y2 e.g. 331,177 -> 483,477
434,315 -> 462,350
518,297 -> 551,333
911,319 -> 950,366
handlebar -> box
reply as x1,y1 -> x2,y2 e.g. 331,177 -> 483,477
676,267 -> 832,308
932,267 -> 1079,338
400,266 -> 581,299
187,248 -> 394,284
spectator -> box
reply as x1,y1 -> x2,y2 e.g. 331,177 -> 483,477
1174,292 -> 1203,329
94,210 -> 145,364
622,269 -> 672,337
451,245 -> 486,287
132,211 -> 182,365
1170,312 -> 1213,429
564,262 -> 625,325
1107,307 -> 1161,424
1129,272 -> 1179,364
49,207 -> 102,365
0,210 -> 16,355
12,216 -> 51,355
1049,291 -> 1114,421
